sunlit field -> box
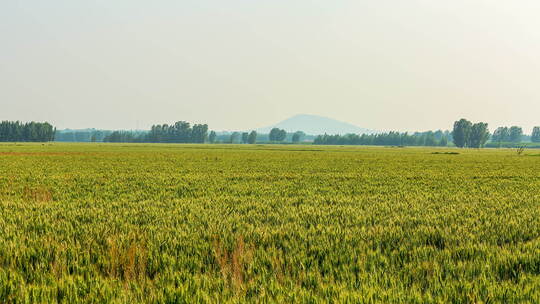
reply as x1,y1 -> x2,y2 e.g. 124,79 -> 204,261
0,143 -> 539,303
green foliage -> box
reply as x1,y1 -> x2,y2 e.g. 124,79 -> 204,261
1,144 -> 540,302
103,131 -> 138,143
269,128 -> 287,142
453,119 -> 490,148
209,131 -> 217,144
102,121 -> 209,143
56,129 -> 112,142
452,119 -> 472,148
241,132 -> 249,144
439,136 -> 448,147
492,127 -> 510,143
313,130 -> 449,147
484,142 -> 540,149
509,126 -> 524,143
229,132 -> 240,143
469,122 -> 490,148
532,127 -> 540,143
191,124 -> 209,143
292,131 -> 305,143
247,131 -> 257,144
0,121 -> 55,142
146,121 -> 208,143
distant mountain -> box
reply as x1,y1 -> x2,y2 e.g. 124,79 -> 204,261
256,114 -> 376,135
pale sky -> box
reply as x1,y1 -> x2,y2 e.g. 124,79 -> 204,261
2,1 -> 540,132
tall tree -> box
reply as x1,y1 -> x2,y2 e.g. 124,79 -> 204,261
469,122 -> 490,148
229,132 -> 240,143
209,131 -> 217,143
492,127 -> 510,144
0,121 -> 55,142
424,131 -> 437,146
532,127 -> 540,143
439,136 -> 448,147
277,129 -> 287,142
241,132 -> 249,144
247,131 -> 257,144
452,119 -> 472,148
314,130 -> 453,147
175,121 -> 192,143
269,128 -> 280,142
146,121 -> 209,143
292,131 -> 305,143
191,124 -> 208,143
509,126 -> 523,143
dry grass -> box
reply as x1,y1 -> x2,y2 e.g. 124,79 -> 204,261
213,235 -> 254,292
23,186 -> 53,203
107,237 -> 148,282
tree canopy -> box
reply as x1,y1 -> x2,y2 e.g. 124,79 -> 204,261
452,119 -> 489,148
292,131 -> 305,143
247,131 -> 257,144
314,131 -> 450,147
269,128 -> 287,142
0,121 -> 55,142
452,119 -> 472,148
532,127 -> 540,143
104,121 -> 208,143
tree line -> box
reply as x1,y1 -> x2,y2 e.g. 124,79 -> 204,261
147,122 -> 208,143
208,128 -> 307,144
56,129 -> 113,142
101,126 -> 306,144
533,127 -> 540,143
314,119 -> 539,148
314,130 -> 450,146
491,126 -> 524,143
103,121 -> 209,143
0,121 -> 55,142
212,131 -> 259,144
9,118 -> 538,147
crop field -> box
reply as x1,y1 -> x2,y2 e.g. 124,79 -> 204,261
0,143 -> 539,303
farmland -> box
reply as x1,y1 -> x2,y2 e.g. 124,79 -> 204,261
0,143 -> 539,303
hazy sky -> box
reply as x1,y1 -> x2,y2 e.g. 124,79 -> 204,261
2,1 -> 540,132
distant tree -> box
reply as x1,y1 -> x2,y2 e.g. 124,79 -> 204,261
292,133 -> 300,143
229,132 -> 240,143
175,121 -> 192,143
247,131 -> 257,144
433,130 -> 444,141
269,128 -> 279,141
292,131 -> 305,143
532,127 -> 540,143
145,121 -> 209,143
492,127 -> 510,144
452,119 -> 472,148
0,121 -> 55,142
191,124 -> 208,143
509,126 -> 523,143
424,131 -> 437,146
277,129 -> 287,142
209,131 -> 217,143
241,132 -> 249,144
469,122 -> 490,148
268,128 -> 287,142
313,130 -> 453,147
104,131 -> 137,143
439,136 -> 448,147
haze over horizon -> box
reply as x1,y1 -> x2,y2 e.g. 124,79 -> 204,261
2,1 -> 540,133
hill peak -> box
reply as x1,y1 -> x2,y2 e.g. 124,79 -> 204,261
256,114 -> 376,135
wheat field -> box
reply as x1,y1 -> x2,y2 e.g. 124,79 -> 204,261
0,143 -> 539,303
